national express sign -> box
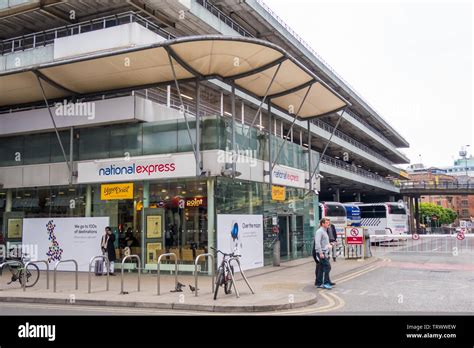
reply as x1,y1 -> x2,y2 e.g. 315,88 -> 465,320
77,154 -> 196,183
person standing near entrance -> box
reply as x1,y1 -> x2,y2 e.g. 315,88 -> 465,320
328,223 -> 338,262
314,218 -> 335,289
101,226 -> 117,276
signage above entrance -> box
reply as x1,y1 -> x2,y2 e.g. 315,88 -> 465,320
272,185 -> 285,201
101,183 -> 134,200
77,154 -> 196,183
264,163 -> 306,189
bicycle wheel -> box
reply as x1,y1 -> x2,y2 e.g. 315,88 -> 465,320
214,267 -> 224,300
224,265 -> 234,295
19,264 -> 40,288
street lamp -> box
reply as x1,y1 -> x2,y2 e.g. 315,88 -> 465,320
459,145 -> 470,182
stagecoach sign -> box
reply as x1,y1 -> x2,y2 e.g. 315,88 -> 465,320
345,227 -> 363,245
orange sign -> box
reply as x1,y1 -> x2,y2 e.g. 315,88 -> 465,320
272,185 -> 285,201
101,183 -> 133,200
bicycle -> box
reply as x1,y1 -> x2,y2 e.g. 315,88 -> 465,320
210,246 -> 238,300
0,248 -> 40,288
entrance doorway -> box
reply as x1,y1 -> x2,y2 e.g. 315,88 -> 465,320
278,214 -> 304,261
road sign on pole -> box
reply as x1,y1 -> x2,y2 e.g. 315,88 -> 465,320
345,227 -> 363,245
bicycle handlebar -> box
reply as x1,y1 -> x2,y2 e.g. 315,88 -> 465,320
210,246 -> 240,258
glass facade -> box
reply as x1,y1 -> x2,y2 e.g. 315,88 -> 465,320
0,114 -> 319,271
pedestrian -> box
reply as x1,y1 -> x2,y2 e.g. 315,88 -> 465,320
101,226 -> 116,276
314,218 -> 335,289
328,223 -> 338,262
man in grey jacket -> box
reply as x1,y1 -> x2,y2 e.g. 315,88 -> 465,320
314,217 -> 334,289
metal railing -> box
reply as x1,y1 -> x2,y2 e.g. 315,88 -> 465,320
23,260 -> 49,292
254,0 -> 403,137
344,109 -> 397,148
120,255 -> 141,294
88,255 -> 110,294
157,253 -> 178,295
320,154 -> 393,185
312,117 -> 394,166
196,0 -> 253,37
53,259 -> 78,293
370,233 -> 473,254
194,253 -> 214,297
0,11 -> 173,55
228,256 -> 255,298
400,181 -> 474,190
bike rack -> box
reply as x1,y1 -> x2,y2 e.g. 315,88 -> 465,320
0,260 -> 23,290
157,253 -> 178,295
23,260 -> 50,292
194,253 -> 214,297
229,257 -> 255,298
121,255 -> 141,294
54,259 -> 78,293
88,255 -> 110,294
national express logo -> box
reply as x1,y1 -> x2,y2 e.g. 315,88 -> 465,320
98,163 -> 176,177
45,220 -> 63,263
273,169 -> 300,182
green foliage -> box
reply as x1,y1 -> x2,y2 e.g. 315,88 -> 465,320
420,203 -> 457,225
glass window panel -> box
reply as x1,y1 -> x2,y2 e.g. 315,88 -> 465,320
109,123 -> 143,158
79,127 -> 110,160
24,133 -> 51,165
0,136 -> 24,166
143,120 -> 178,155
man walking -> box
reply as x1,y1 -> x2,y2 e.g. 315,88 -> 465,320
314,218 -> 335,289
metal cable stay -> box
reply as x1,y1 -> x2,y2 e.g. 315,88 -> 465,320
1,35 -> 350,185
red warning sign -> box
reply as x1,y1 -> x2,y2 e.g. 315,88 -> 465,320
412,233 -> 420,240
345,227 -> 363,245
456,232 -> 465,241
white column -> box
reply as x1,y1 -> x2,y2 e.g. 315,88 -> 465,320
207,178 -> 215,275
166,85 -> 171,107
85,185 -> 92,217
6,189 -> 12,212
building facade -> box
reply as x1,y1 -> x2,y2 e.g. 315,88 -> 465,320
0,0 -> 410,270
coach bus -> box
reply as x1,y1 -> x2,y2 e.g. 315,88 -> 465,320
359,202 -> 409,239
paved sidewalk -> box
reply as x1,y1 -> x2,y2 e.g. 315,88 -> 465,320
0,256 -> 379,313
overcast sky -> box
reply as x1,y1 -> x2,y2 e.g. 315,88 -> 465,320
265,0 -> 473,168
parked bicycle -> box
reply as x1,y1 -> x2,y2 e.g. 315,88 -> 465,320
0,248 -> 40,288
210,246 -> 239,300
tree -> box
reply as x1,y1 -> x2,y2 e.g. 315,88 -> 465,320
420,203 -> 457,225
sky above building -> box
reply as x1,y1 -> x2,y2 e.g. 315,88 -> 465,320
265,0 -> 473,168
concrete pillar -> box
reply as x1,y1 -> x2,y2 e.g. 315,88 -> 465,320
6,189 -> 12,212
333,188 -> 340,202
207,178 -> 215,275
85,185 -> 92,217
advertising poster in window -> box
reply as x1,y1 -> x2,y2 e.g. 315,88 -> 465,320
216,214 -> 263,271
146,215 -> 162,238
146,242 -> 162,264
8,219 -> 23,239
23,217 -> 109,271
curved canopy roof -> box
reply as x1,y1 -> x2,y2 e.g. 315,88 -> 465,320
0,35 -> 349,119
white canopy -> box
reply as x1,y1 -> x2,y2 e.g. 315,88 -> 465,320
0,35 -> 349,119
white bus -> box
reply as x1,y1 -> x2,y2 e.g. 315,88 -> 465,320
319,202 -> 347,237
359,203 -> 409,239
